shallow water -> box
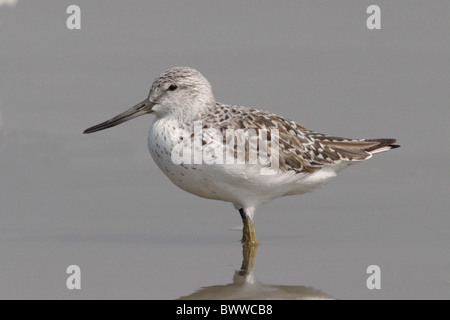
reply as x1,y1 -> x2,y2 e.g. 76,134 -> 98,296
0,1 -> 449,299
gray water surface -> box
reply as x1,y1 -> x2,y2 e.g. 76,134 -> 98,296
0,1 -> 449,299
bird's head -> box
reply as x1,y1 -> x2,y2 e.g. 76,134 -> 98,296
83,67 -> 215,134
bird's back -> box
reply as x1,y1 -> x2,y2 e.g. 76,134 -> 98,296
203,103 -> 399,171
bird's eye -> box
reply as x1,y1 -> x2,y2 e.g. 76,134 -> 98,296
168,84 -> 178,91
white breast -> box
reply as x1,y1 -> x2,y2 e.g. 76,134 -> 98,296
148,118 -> 227,201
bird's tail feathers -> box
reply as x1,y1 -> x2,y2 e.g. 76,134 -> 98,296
364,138 -> 400,154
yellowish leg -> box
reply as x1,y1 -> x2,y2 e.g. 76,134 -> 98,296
240,208 -> 258,245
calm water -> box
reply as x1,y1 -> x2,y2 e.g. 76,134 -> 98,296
0,1 -> 449,299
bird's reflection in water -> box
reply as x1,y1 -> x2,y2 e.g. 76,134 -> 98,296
178,244 -> 334,300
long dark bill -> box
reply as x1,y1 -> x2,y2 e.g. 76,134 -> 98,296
83,99 -> 154,134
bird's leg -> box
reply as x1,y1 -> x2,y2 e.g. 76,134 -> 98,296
239,208 -> 258,245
